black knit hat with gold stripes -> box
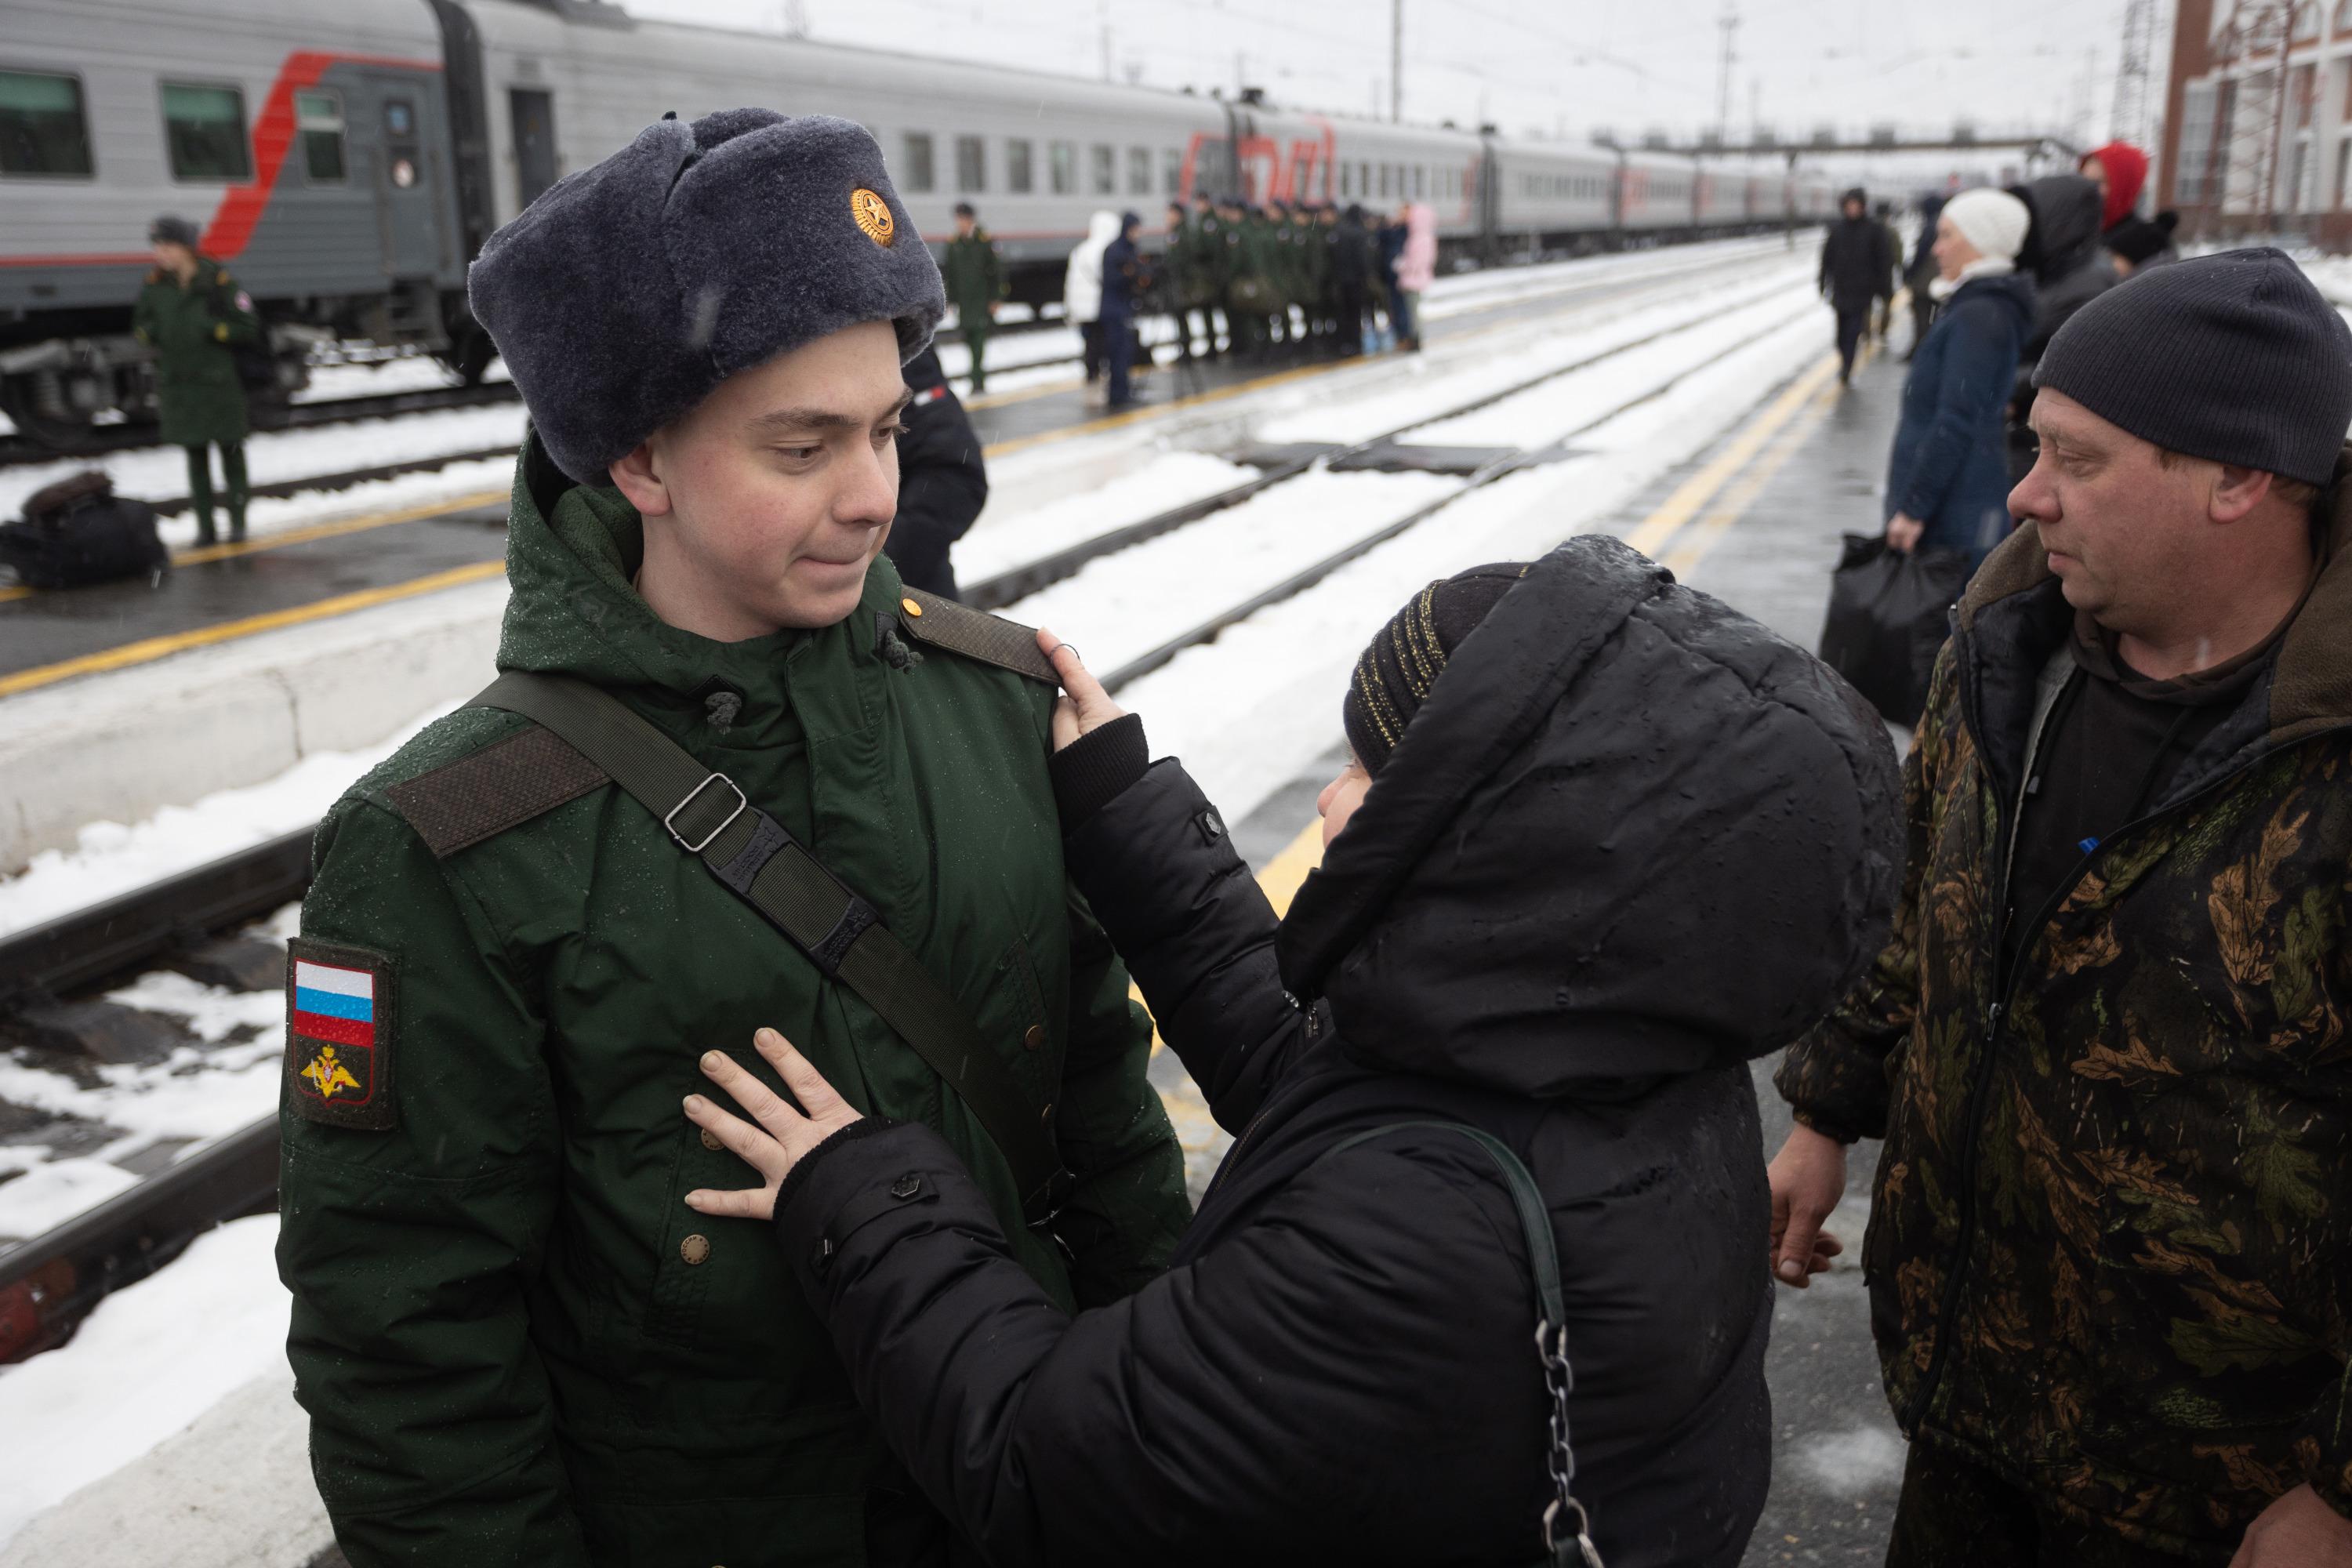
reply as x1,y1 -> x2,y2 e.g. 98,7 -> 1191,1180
1343,563 -> 1529,773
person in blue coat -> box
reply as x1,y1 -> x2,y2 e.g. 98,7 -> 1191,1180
1102,210 -> 1145,409
1884,187 -> 2036,569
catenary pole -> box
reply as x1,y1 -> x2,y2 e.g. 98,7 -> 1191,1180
1392,0 -> 1403,122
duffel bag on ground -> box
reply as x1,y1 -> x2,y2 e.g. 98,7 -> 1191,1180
1817,532 -> 1969,728
0,470 -> 169,590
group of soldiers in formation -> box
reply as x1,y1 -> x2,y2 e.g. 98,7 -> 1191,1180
1156,194 -> 1425,361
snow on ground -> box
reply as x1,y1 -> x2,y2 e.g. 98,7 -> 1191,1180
1792,1423 -> 1909,1499
0,401 -> 524,511
954,450 -> 1257,581
1256,263 -> 1812,447
0,710 -> 449,943
0,953 -> 288,1243
1115,301 -> 1831,826
0,1214 -> 289,1551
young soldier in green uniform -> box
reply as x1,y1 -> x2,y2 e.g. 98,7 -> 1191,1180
134,216 -> 259,545
277,110 -> 1189,1567
940,202 -> 1003,393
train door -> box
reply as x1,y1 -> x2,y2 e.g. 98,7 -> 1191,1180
510,89 -> 557,209
374,95 -> 444,277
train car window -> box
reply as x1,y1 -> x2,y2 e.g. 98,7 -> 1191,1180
1413,165 -> 1425,198
162,82 -> 250,180
296,91 -> 346,182
901,132 -> 935,193
0,69 -> 93,176
1162,147 -> 1180,196
955,134 -> 984,194
1007,137 -> 1033,194
1125,147 -> 1149,196
1050,140 -> 1075,194
511,89 -> 557,206
1090,143 -> 1112,195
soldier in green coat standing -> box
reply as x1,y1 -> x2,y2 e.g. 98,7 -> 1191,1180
940,202 -> 1003,393
277,111 -> 1189,1567
133,216 -> 259,544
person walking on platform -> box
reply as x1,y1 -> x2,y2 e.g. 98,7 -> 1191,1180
1881,187 -> 2033,570
1102,210 -> 1145,410
1771,249 -> 2352,1568
941,201 -> 1003,394
1820,187 -> 1892,387
276,111 -> 1189,1567
1395,200 -> 1436,353
879,343 -> 985,601
1065,209 -> 1120,397
680,539 -> 1902,1568
1332,204 -> 1375,356
135,216 -> 258,546
1904,192 -> 1946,360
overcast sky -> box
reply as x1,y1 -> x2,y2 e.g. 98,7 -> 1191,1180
621,0 -> 2140,151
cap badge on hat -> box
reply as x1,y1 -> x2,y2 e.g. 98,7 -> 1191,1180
851,188 -> 895,246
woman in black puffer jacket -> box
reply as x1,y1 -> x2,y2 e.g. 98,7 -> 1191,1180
683,536 -> 1904,1566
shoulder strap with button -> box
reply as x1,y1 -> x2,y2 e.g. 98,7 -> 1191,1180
894,588 -> 1057,683
467,670 -> 1073,1226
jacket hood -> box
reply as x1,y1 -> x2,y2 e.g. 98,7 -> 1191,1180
1958,441 -> 2352,754
1086,210 -> 1122,243
2016,174 -> 2104,278
1276,537 -> 1905,1097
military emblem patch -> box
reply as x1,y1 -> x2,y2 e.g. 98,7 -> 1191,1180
285,939 -> 396,1131
851,187 -> 895,246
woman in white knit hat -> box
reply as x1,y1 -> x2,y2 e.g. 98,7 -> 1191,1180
1882,187 -> 2037,568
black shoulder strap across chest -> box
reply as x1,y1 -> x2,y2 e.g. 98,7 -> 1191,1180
466,670 -> 1072,1225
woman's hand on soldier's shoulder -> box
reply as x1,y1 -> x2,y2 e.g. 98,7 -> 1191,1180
684,1029 -> 863,1221
1036,626 -> 1129,752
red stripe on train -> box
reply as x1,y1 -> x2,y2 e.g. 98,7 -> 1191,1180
201,50 -> 445,260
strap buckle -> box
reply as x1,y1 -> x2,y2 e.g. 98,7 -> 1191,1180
664,772 -> 747,853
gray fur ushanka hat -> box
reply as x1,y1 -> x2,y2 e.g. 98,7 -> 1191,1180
468,108 -> 947,485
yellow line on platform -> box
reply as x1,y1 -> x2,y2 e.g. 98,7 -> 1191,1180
1660,340 -> 1871,579
1621,350 -> 1841,561
0,559 -> 506,699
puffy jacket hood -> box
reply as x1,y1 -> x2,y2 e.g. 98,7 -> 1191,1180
1276,537 -> 1904,1096
2017,174 -> 2104,279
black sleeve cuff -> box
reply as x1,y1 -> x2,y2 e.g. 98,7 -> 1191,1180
771,1115 -> 896,1229
1047,713 -> 1149,831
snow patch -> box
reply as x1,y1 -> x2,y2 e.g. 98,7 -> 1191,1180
1792,1423 -> 1908,1498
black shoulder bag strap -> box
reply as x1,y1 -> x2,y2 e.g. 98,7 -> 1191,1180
1320,1121 -> 1604,1568
471,670 -> 1073,1226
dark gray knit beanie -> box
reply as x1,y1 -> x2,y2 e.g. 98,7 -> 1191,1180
2033,246 -> 2352,487
468,109 -> 946,485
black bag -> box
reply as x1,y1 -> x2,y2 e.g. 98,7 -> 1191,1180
0,470 -> 169,590
1817,533 -> 1969,727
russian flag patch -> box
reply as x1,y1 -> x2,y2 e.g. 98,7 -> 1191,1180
285,939 -> 397,1130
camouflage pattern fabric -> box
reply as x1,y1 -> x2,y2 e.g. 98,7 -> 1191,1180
1777,474 -> 2352,1559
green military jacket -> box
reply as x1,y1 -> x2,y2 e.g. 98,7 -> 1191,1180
940,230 -> 1003,321
132,259 -> 256,446
1232,216 -> 1275,311
1778,481 -> 2352,1557
279,434 -> 1190,1566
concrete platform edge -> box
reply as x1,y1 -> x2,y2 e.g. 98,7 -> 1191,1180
0,581 -> 509,876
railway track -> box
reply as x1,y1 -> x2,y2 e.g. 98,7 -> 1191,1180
0,256 -> 1813,1361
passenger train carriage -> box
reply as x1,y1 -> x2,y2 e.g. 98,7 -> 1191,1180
0,0 -> 1835,443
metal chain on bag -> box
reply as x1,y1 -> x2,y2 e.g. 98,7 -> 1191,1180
1540,1319 -> 1605,1568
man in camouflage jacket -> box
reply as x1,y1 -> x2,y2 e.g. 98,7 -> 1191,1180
1771,250 -> 2352,1566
